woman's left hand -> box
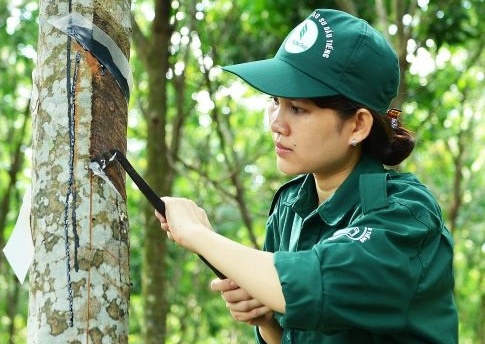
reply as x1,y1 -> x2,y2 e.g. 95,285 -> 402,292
211,278 -> 274,325
154,197 -> 213,252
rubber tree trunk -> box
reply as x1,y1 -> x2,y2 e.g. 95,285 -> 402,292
28,1 -> 132,343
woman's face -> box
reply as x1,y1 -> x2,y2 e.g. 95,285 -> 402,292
267,97 -> 359,177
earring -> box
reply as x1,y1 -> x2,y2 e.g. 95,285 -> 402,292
351,138 -> 358,147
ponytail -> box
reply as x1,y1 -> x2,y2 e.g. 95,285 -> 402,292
364,110 -> 415,166
310,96 -> 415,165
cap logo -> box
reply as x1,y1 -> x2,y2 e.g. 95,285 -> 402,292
284,19 -> 318,54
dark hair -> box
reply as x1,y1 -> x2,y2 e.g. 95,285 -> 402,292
311,96 -> 415,166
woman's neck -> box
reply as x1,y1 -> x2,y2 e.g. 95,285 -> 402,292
313,155 -> 360,204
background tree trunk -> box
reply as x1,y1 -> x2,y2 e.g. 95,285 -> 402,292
28,1 -> 132,342
132,0 -> 174,342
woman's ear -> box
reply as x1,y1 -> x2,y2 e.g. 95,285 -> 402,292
349,108 -> 373,144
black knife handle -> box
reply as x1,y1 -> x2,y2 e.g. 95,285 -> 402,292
110,149 -> 166,216
109,149 -> 226,279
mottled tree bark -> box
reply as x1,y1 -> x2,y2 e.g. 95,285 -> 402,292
28,1 -> 132,343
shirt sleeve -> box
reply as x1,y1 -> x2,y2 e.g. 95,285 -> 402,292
273,200 -> 453,334
274,249 -> 323,329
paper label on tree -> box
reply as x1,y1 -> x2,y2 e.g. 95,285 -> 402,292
3,187 -> 34,284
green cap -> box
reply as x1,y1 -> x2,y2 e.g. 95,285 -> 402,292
223,9 -> 399,114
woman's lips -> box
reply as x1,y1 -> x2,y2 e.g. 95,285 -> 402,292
275,142 -> 293,156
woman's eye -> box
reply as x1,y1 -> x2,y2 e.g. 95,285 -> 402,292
268,97 -> 304,114
290,106 -> 303,114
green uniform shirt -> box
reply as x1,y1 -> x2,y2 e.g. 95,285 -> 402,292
255,156 -> 458,343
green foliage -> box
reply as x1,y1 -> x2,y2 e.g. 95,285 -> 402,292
401,9 -> 485,341
0,0 -> 37,343
414,0 -> 481,48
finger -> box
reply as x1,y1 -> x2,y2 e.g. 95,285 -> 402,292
229,305 -> 272,322
160,221 -> 169,230
221,287 -> 253,303
210,278 -> 238,292
167,231 -> 174,241
226,298 -> 264,313
154,209 -> 166,222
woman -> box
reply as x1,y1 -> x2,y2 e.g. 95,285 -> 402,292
155,9 -> 458,343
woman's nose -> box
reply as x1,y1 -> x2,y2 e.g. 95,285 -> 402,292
269,109 -> 289,136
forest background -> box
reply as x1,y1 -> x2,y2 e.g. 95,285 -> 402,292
1,0 -> 484,343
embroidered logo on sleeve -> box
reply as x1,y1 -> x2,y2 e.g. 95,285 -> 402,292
328,227 -> 373,243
